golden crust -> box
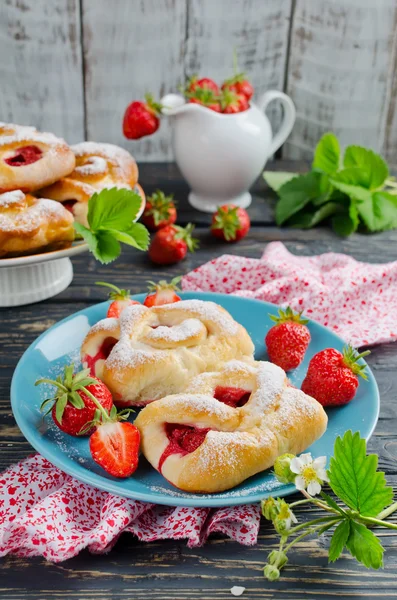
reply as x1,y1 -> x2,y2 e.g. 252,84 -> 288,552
39,142 -> 143,226
0,124 -> 75,192
135,360 -> 328,493
0,191 -> 75,257
81,300 -> 255,406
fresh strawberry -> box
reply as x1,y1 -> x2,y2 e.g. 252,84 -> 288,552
187,76 -> 219,95
89,421 -> 140,478
221,77 -> 254,101
301,346 -> 370,407
211,204 -> 250,242
142,190 -> 177,231
36,365 -> 113,436
96,282 -> 140,318
144,276 -> 182,307
265,307 -> 311,371
187,87 -> 221,112
123,94 -> 162,139
148,223 -> 199,265
220,89 -> 249,114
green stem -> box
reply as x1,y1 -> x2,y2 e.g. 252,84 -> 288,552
360,515 -> 397,531
377,501 -> 397,521
95,281 -> 121,294
300,489 -> 337,513
283,519 -> 340,553
289,498 -> 315,509
81,387 -> 110,421
288,515 -> 341,536
35,378 -> 68,393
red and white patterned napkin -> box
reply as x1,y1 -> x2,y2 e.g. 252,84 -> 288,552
183,241 -> 397,347
2,241 -> 396,562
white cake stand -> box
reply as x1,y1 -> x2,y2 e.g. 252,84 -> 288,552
0,241 -> 89,307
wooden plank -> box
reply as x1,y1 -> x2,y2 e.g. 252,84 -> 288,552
284,0 -> 397,159
82,0 -> 187,160
383,29 -> 397,170
185,0 -> 292,139
0,0 -> 84,143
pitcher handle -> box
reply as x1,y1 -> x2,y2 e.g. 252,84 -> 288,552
258,91 -> 296,156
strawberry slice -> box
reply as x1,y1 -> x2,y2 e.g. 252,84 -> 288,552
90,421 -> 140,478
96,281 -> 140,318
143,276 -> 182,307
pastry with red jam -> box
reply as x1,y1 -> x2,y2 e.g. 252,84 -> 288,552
134,360 -> 327,493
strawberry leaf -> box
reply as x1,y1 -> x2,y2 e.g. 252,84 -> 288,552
345,521 -> 384,569
88,188 -> 142,231
329,519 -> 350,562
328,430 -> 393,516
343,145 -> 388,189
55,393 -> 68,424
275,172 -> 324,225
263,171 -> 298,192
312,132 -> 340,175
94,231 -> 121,264
108,223 -> 150,251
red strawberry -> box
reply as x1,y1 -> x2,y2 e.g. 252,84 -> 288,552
221,77 -> 254,101
221,89 -> 249,114
89,421 -> 140,478
187,76 -> 219,95
36,365 -> 113,436
142,190 -> 177,231
148,223 -> 199,265
301,346 -> 370,406
265,307 -> 311,371
96,282 -> 140,318
123,94 -> 162,140
144,276 -> 182,307
211,204 -> 250,242
187,87 -> 221,112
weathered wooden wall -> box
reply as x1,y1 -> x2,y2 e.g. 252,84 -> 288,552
1,0 -> 397,166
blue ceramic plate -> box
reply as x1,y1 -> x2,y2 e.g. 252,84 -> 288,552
11,292 -> 379,507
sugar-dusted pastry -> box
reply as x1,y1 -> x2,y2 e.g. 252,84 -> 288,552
39,142 -> 145,226
135,360 -> 328,493
0,190 -> 74,257
81,300 -> 255,407
0,123 -> 75,193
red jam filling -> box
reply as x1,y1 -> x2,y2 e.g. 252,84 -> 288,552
5,145 -> 43,167
62,200 -> 78,213
158,423 -> 210,472
84,337 -> 118,375
214,386 -> 251,407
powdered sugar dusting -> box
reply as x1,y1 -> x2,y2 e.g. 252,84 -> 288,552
74,156 -> 108,176
158,300 -> 239,334
71,142 -> 135,173
0,190 -> 25,207
0,131 -> 68,149
145,318 -> 206,343
249,362 -> 286,413
0,197 -> 72,233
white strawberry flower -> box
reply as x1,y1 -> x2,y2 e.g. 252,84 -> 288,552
290,453 -> 328,496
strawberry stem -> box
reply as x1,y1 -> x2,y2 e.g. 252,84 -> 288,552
96,281 -> 130,301
342,345 -> 371,380
147,275 -> 182,292
269,307 -> 309,325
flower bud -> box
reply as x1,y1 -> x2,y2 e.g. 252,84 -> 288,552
261,497 -> 279,520
264,564 -> 280,581
268,550 -> 288,569
274,453 -> 296,483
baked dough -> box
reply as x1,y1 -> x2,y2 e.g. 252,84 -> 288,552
39,141 -> 144,226
0,123 -> 75,193
135,360 -> 328,493
81,300 -> 255,407
0,190 -> 74,257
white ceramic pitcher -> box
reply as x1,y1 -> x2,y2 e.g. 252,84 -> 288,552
161,91 -> 296,213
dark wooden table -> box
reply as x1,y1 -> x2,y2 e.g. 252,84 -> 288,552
1,161 -> 397,600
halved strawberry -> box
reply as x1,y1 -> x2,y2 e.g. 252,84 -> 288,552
143,276 -> 182,307
89,421 -> 140,478
36,365 -> 113,436
96,281 -> 140,318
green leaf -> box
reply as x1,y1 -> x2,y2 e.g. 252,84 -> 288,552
329,520 -> 350,562
343,145 -> 388,189
73,222 -> 99,255
275,172 -> 323,225
311,174 -> 333,206
286,202 -> 340,229
108,222 -> 150,251
93,231 -> 121,264
332,203 -> 359,237
263,171 -> 298,192
329,179 -> 372,203
312,132 -> 340,175
328,430 -> 393,517
69,391 -> 85,409
87,187 -> 142,231
345,521 -> 384,569
55,393 -> 68,424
